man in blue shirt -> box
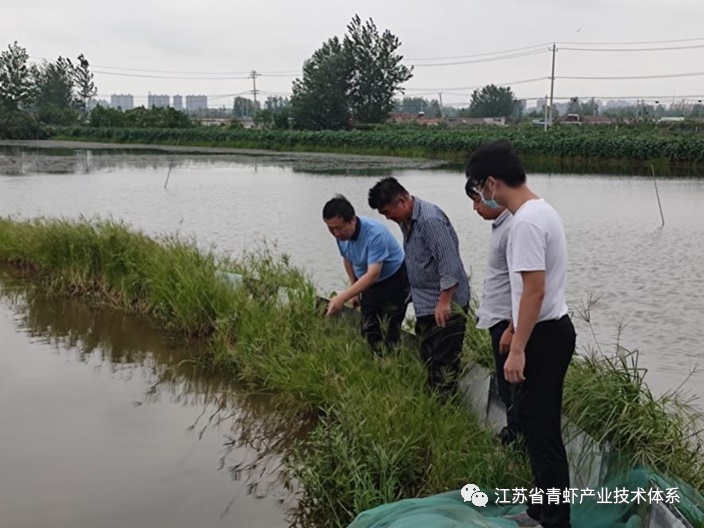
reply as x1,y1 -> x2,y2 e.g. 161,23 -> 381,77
323,194 -> 410,353
367,178 -> 470,399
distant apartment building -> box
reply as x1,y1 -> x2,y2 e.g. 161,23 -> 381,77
148,94 -> 170,108
110,94 -> 134,111
185,95 -> 208,113
172,95 -> 183,110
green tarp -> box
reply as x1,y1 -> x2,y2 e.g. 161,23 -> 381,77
348,467 -> 704,528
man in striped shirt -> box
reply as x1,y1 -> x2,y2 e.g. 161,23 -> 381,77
368,177 -> 470,399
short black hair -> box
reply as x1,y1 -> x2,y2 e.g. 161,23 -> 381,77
464,178 -> 480,200
368,177 -> 409,210
323,194 -> 355,222
465,140 -> 526,189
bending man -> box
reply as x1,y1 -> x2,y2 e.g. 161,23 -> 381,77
323,194 -> 410,353
367,178 -> 470,399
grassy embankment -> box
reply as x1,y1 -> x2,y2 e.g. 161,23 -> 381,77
50,124 -> 704,175
0,216 -> 702,527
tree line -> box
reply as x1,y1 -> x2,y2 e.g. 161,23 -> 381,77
0,22 -> 526,137
8,20 -> 674,138
0,41 -> 98,136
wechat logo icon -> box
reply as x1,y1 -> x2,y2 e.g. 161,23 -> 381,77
461,483 -> 489,507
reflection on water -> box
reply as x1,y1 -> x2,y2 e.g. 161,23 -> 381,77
0,143 -> 448,177
0,147 -> 241,176
0,271 -> 309,528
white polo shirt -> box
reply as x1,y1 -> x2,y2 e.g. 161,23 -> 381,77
507,198 -> 569,327
477,209 -> 513,329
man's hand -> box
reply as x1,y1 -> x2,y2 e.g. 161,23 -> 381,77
350,295 -> 361,309
434,298 -> 452,327
326,295 -> 346,317
504,343 -> 526,384
499,327 -> 513,355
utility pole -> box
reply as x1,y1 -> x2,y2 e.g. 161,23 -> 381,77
438,92 -> 444,119
544,95 -> 549,132
249,70 -> 260,113
548,43 -> 557,127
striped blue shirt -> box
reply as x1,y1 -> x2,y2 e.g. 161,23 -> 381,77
401,197 -> 470,317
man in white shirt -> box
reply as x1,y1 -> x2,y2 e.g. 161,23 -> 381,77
466,140 -> 576,528
464,181 -> 521,446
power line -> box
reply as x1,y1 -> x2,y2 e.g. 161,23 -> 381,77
558,70 -> 704,81
411,48 -> 548,68
560,44 -> 704,52
406,42 -> 552,61
557,36 -> 704,46
404,76 -> 548,92
29,55 -> 299,76
32,35 -> 704,109
92,70 -> 251,80
549,94 -> 704,101
88,69 -> 299,81
257,90 -> 292,96
404,36 -> 704,62
406,91 -> 451,97
30,35 -> 704,77
259,73 -> 301,77
90,65 -> 256,75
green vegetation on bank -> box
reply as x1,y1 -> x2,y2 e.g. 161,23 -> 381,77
0,217 -> 702,527
0,216 -> 531,526
50,124 -> 704,170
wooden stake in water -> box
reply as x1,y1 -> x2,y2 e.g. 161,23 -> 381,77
164,140 -> 180,189
163,157 -> 175,189
651,164 -> 665,227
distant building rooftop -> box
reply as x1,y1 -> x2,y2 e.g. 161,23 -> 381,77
558,114 -> 612,125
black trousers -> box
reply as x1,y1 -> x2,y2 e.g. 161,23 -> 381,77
518,314 -> 576,528
415,305 -> 469,398
489,320 -> 522,434
359,263 -> 410,353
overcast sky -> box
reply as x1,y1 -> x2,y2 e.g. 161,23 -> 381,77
5,0 -> 704,108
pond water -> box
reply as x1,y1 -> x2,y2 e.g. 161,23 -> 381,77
0,272 -> 300,528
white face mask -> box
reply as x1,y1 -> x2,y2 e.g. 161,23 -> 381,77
480,180 -> 501,209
